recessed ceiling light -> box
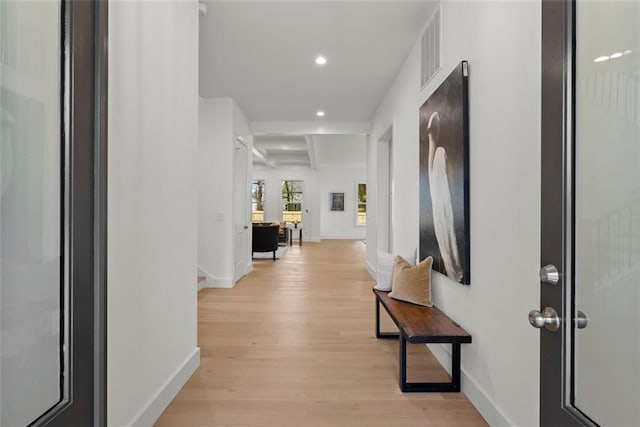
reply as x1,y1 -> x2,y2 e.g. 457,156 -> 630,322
315,56 -> 327,65
623,50 -> 632,55
316,110 -> 325,117
610,52 -> 623,59
593,55 -> 610,63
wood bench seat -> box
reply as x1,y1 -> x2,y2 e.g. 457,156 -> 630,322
373,288 -> 472,392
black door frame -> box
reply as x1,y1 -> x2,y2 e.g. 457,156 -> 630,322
29,0 -> 108,425
540,1 -> 596,425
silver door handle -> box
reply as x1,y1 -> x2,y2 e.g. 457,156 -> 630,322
528,307 -> 560,332
244,225 -> 249,229
539,264 -> 560,285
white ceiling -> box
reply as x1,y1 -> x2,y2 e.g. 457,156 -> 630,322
199,1 -> 436,122
200,1 -> 436,167
313,134 -> 367,168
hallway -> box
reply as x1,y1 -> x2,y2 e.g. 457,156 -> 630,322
155,240 -> 487,426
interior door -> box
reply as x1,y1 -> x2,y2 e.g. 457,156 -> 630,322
234,138 -> 248,281
0,1 -> 106,425
537,0 -> 639,425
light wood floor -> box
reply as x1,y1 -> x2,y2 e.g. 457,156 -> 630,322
155,240 -> 487,427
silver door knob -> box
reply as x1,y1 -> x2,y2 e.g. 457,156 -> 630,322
528,307 -> 560,332
540,264 -> 560,285
575,310 -> 588,329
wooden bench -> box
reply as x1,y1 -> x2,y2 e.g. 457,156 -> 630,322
373,289 -> 472,392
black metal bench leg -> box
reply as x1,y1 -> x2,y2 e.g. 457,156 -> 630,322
374,293 -> 465,393
451,343 -> 461,392
399,333 -> 408,391
399,341 -> 463,393
375,298 -> 399,339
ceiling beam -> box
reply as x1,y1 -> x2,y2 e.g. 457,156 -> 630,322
251,147 -> 275,168
304,135 -> 318,170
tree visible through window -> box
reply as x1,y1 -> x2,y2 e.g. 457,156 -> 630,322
252,179 -> 265,222
282,180 -> 303,223
357,183 -> 366,225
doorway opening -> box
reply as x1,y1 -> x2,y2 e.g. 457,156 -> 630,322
377,126 -> 393,252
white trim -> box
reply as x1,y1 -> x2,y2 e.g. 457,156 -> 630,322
320,235 -> 367,240
130,348 -> 200,427
427,344 -> 512,427
233,262 -> 250,283
198,266 -> 235,288
196,267 -> 210,291
206,277 -> 234,288
365,260 -> 376,279
197,265 -> 214,281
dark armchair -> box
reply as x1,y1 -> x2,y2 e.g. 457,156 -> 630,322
252,224 -> 280,261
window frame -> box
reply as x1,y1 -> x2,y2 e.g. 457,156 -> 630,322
281,180 -> 303,224
355,181 -> 367,227
251,179 -> 265,223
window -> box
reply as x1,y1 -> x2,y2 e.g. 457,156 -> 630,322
281,180 -> 303,223
251,179 -> 265,222
356,182 -> 367,225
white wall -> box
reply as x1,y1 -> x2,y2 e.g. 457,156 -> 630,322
199,98 -> 252,286
199,98 -> 233,286
108,1 -> 199,426
367,2 -> 541,425
252,167 -> 321,242
319,167 -> 367,239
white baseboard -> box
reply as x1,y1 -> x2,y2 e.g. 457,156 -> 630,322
320,235 -> 367,240
365,260 -> 376,279
131,347 -> 200,427
197,265 -> 213,282
198,266 -> 234,288
197,266 -> 211,291
206,277 -> 234,288
427,344 -> 512,426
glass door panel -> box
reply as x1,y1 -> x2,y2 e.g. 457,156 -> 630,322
0,1 -> 64,425
282,180 -> 303,224
574,1 -> 640,425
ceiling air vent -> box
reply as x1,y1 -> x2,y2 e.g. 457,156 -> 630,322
421,6 -> 441,88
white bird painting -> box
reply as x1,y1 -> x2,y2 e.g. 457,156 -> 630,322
419,61 -> 469,284
426,111 -> 464,282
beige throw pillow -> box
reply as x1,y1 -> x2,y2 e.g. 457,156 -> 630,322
389,256 -> 433,307
373,249 -> 417,291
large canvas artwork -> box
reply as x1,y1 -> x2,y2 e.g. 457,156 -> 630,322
419,61 -> 470,285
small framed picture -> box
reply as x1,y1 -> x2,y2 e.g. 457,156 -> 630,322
329,192 -> 345,211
